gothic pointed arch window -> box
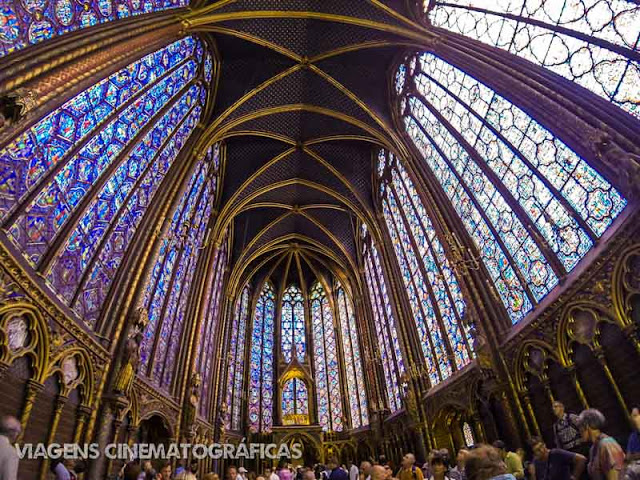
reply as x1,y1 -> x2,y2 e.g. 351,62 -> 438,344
137,146 -> 217,389
310,280 -> 343,432
1,0 -> 191,59
395,51 -> 627,324
336,283 -> 369,429
248,281 -> 276,433
195,234 -> 227,419
281,377 -> 309,425
426,1 -> 640,119
361,224 -> 405,412
223,285 -> 250,431
0,37 -> 214,330
462,421 -> 475,447
281,284 -> 306,363
377,149 -> 474,386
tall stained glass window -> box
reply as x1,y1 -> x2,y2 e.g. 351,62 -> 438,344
310,281 -> 343,432
138,150 -> 215,389
281,377 -> 309,423
224,285 -> 250,431
336,284 -> 368,428
361,225 -> 405,412
281,285 -> 306,363
1,0 -> 190,59
0,36 -> 213,330
427,0 -> 639,119
195,237 -> 227,418
378,149 -> 473,386
248,281 -> 276,433
395,51 -> 626,323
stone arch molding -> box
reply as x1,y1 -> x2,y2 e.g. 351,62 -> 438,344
0,302 -> 50,382
45,346 -> 95,405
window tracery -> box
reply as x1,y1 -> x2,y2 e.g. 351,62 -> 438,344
248,281 -> 275,433
427,0 -> 640,119
281,284 -> 306,363
224,285 -> 250,431
378,149 -> 474,385
336,284 -> 368,429
310,281 -> 343,432
395,51 -> 626,323
1,0 -> 191,59
0,36 -> 212,329
195,236 -> 227,418
138,151 -> 215,389
362,225 -> 405,412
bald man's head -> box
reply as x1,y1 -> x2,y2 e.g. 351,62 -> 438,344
370,466 -> 387,480
0,416 -> 21,442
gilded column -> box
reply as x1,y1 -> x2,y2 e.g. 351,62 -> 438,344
74,405 -> 93,444
39,395 -> 68,480
520,391 -> 541,437
17,379 -> 44,442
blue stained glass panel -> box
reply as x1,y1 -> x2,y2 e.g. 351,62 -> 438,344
0,0 -> 190,59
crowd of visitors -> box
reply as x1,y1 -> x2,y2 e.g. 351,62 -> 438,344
1,403 -> 640,480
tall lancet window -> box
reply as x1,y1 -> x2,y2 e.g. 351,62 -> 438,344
336,284 -> 369,428
362,225 -> 405,412
395,52 -> 626,324
282,377 -> 309,423
427,0 -> 640,119
138,149 -> 215,389
195,236 -> 227,418
310,281 -> 343,432
1,0 -> 191,59
281,285 -> 306,363
248,281 -> 276,433
0,36 -> 212,330
225,285 -> 250,431
378,149 -> 473,386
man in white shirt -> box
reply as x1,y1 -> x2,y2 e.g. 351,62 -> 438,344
239,466 -> 249,480
348,460 -> 359,480
0,416 -> 21,480
266,467 -> 280,480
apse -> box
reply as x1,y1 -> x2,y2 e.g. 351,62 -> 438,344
0,0 -> 638,478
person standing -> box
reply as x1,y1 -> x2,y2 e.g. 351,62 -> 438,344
326,457 -> 348,480
529,436 -> 586,480
348,460 -> 359,480
449,449 -> 469,480
627,407 -> 640,462
578,409 -> 625,480
397,454 -> 425,480
552,402 -> 587,457
0,416 -> 20,480
361,461 -> 373,480
266,467 -> 281,480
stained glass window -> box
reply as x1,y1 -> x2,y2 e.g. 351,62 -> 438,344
0,36 -> 210,330
138,151 -> 215,390
0,0 -> 190,59
248,281 -> 275,433
336,284 -> 368,428
427,1 -> 640,119
281,377 -> 309,419
310,281 -> 343,432
361,225 -> 405,412
224,285 -> 250,431
195,237 -> 227,418
378,149 -> 474,386
463,422 -> 475,447
281,284 -> 306,363
396,51 -> 626,323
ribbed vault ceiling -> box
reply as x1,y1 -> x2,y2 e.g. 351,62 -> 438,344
184,0 -> 427,286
